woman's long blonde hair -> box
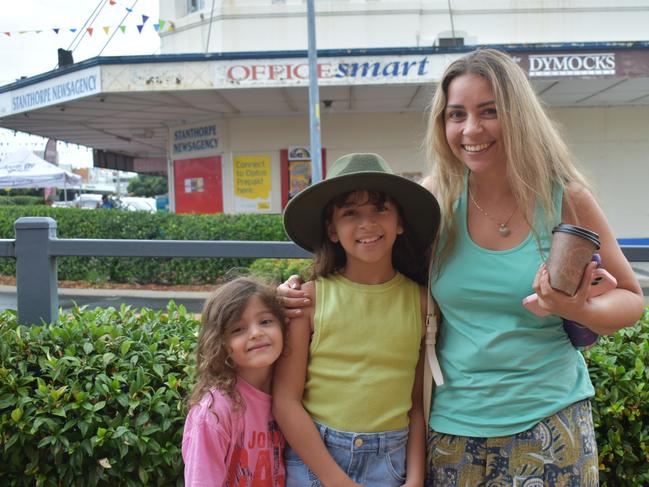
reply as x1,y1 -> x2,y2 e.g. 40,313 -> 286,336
424,48 -> 590,268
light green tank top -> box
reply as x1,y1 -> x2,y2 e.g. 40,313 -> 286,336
429,181 -> 594,437
303,272 -> 422,432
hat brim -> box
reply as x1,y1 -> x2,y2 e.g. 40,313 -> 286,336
283,171 -> 440,253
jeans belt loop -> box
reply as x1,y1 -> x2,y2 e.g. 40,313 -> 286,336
319,422 -> 328,443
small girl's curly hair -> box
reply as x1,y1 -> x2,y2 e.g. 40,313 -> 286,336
187,277 -> 285,410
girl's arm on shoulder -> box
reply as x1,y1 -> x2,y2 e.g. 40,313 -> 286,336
534,182 -> 644,333
272,281 -> 361,487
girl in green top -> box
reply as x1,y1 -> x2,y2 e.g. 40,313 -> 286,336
274,153 -> 440,487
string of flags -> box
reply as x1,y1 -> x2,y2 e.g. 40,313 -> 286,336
2,0 -> 175,37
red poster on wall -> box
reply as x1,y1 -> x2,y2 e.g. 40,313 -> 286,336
173,156 -> 223,213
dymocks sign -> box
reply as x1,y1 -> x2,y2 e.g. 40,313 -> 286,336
527,53 -> 615,77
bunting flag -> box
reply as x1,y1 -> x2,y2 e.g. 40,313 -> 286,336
0,0 -> 174,38
0,22 -> 172,36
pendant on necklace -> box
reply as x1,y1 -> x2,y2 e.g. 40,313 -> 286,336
498,224 -> 511,237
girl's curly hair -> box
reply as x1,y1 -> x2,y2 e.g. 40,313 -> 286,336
187,277 -> 286,411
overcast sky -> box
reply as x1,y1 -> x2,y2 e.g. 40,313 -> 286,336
0,0 -> 161,84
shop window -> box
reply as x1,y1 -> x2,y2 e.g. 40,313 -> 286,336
438,37 -> 465,48
187,0 -> 205,14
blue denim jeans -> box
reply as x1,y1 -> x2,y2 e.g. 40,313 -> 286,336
285,421 -> 408,487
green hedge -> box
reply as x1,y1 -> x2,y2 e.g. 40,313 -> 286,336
0,306 -> 647,485
249,258 -> 312,283
585,307 -> 649,485
0,304 -> 196,486
0,196 -> 45,206
0,206 -> 295,285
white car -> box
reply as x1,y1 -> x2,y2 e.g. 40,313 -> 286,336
53,194 -> 102,209
75,194 -> 103,209
118,197 -> 156,213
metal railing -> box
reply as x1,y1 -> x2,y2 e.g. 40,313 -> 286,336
0,217 -> 311,325
0,216 -> 647,325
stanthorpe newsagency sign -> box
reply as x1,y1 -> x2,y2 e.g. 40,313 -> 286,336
169,122 -> 219,160
1,66 -> 101,116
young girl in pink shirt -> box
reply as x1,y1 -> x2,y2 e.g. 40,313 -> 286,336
182,277 -> 287,487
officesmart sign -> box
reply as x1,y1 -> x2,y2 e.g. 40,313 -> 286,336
528,53 -> 616,77
215,54 -> 447,88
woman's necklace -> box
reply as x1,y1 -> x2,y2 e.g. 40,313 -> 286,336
468,185 -> 517,238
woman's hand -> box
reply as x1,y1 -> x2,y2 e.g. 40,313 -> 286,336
532,261 -> 598,323
277,274 -> 310,319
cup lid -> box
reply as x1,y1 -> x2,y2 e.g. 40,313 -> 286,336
552,223 -> 600,249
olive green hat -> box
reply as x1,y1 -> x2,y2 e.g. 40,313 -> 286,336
283,153 -> 440,252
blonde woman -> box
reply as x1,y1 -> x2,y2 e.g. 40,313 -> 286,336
279,48 -> 643,485
421,48 -> 642,485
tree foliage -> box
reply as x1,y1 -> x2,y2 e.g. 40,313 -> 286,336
127,176 -> 167,197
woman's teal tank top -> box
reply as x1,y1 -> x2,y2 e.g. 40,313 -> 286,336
429,180 -> 594,437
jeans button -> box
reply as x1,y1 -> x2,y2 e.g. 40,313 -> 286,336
354,437 -> 363,448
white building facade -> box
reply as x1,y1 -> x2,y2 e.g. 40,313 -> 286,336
0,1 -> 648,238
156,0 -> 649,238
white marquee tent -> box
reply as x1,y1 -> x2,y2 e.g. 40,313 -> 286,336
0,147 -> 81,188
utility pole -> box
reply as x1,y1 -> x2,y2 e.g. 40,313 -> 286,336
306,0 -> 322,183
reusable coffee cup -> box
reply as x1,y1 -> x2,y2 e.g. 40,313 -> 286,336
545,223 -> 600,296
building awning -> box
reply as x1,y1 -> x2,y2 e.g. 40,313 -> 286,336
1,42 -> 649,166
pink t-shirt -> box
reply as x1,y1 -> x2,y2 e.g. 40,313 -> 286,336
182,378 -> 286,487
